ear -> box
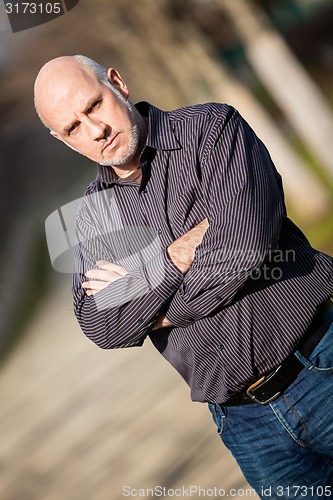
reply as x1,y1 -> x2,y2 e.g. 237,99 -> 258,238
107,68 -> 129,99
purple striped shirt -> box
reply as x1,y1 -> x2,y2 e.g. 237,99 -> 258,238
72,102 -> 333,403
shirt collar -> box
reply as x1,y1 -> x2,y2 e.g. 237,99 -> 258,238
135,101 -> 181,151
98,101 -> 181,185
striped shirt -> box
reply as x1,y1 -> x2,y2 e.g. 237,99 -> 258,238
72,101 -> 333,404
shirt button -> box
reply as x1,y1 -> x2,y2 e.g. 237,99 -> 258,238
157,229 -> 162,235
141,188 -> 148,194
216,295 -> 223,301
137,317 -> 144,324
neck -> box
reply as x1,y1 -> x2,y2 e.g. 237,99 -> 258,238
117,167 -> 142,183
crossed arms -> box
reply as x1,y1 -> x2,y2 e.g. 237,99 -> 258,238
81,218 -> 209,330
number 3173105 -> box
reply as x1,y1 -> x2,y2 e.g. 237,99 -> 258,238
5,3 -> 62,14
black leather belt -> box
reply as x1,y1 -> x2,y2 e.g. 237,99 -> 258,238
222,298 -> 333,407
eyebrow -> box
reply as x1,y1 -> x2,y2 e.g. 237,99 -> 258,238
62,94 -> 103,135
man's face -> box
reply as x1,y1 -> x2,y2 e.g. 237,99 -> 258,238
42,68 -> 140,167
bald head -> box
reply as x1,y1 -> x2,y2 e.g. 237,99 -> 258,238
34,55 -> 110,129
32,56 -> 142,169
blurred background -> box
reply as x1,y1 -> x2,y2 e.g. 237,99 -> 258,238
0,0 -> 332,498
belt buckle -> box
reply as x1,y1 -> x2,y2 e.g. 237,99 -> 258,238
246,369 -> 282,405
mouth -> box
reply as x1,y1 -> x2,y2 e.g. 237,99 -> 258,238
102,134 -> 119,152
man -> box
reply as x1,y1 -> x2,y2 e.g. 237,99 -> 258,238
34,55 -> 333,498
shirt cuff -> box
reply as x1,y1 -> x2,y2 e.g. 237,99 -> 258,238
141,248 -> 184,302
164,289 -> 204,327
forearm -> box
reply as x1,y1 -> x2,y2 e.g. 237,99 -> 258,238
73,245 -> 184,345
74,207 -> 208,337
166,218 -> 209,273
152,218 -> 209,330
74,280 -> 166,348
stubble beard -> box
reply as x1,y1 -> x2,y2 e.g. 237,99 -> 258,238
99,120 -> 140,167
99,88 -> 140,167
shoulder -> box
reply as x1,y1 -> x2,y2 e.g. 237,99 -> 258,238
168,102 -> 237,127
168,103 -> 239,151
167,103 -> 241,161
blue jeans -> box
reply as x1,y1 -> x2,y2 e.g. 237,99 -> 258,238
208,307 -> 333,499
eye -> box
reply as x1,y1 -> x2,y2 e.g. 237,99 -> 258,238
68,122 -> 79,135
88,99 -> 102,113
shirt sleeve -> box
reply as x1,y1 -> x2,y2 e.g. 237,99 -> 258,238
72,192 -> 184,349
164,107 -> 286,327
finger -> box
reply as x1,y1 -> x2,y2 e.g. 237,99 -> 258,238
96,260 -> 128,276
85,269 -> 123,282
82,280 -> 109,291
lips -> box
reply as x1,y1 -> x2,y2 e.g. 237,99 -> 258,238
102,134 -> 118,152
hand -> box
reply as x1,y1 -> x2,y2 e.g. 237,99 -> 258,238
82,260 -> 128,296
152,314 -> 173,330
167,218 -> 209,273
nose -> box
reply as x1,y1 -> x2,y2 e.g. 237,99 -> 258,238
83,116 -> 107,140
